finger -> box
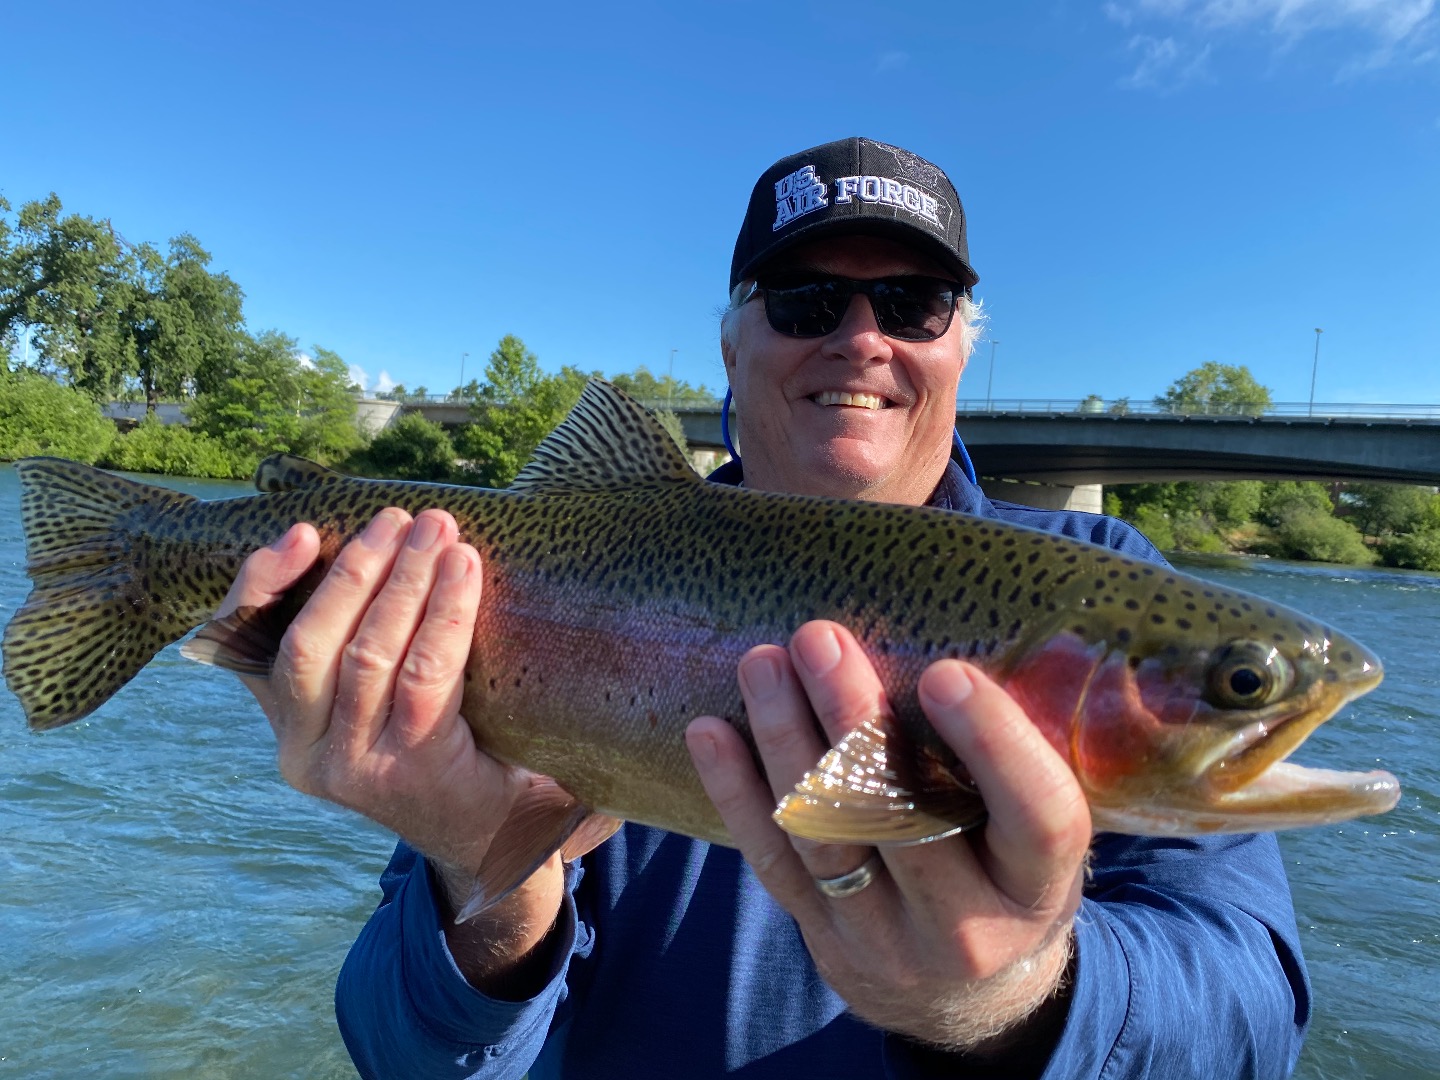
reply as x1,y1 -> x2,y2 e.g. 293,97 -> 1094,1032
387,541 -> 483,751
272,508 -> 412,742
919,661 -> 1091,910
787,621 -> 890,744
216,523 -> 321,620
686,716 -> 844,924
331,509 -> 459,750
741,630 -> 878,885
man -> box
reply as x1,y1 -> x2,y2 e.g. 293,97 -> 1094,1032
221,138 -> 1309,1078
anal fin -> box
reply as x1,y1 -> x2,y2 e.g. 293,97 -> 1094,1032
180,604 -> 287,677
454,776 -> 622,923
772,719 -> 988,846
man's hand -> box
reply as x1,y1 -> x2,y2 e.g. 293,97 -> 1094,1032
685,621 -> 1090,1054
218,509 -> 566,992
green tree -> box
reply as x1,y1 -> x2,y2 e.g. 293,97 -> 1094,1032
0,366 -> 115,462
609,365 -> 719,408
1257,481 -> 1333,526
351,413 -> 456,481
0,196 -> 244,410
0,194 -> 133,398
188,331 -> 362,470
1155,362 -> 1272,416
1342,483 -> 1434,539
455,336 -> 591,487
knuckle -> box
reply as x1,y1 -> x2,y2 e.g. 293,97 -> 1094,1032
276,626 -> 325,677
342,637 -> 397,678
328,549 -> 378,592
398,640 -> 458,690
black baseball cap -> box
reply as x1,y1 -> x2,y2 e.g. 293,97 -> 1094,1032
730,137 -> 978,293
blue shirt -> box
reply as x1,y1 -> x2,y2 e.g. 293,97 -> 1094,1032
335,462 -> 1310,1079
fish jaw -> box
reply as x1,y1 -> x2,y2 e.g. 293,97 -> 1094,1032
1090,763 -> 1401,835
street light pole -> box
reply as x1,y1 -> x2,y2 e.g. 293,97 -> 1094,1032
667,348 -> 677,409
460,352 -> 469,401
986,340 -> 999,410
1308,329 -> 1322,417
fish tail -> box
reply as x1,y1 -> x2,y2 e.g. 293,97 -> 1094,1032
3,458 -> 211,730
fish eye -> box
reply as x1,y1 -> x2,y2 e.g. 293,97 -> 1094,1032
1205,641 -> 1294,709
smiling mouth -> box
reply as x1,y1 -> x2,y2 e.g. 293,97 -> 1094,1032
810,391 -> 892,410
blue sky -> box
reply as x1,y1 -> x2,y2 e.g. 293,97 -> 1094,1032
3,0 -> 1437,406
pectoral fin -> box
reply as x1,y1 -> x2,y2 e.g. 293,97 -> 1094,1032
772,719 -> 988,846
454,776 -> 621,923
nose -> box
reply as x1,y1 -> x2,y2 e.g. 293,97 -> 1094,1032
821,293 -> 893,364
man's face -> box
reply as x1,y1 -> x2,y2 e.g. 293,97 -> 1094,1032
722,234 -> 970,505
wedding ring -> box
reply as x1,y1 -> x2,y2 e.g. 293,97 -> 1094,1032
813,854 -> 883,900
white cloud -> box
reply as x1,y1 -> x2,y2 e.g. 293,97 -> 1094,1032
1105,0 -> 1438,76
295,351 -> 316,369
347,363 -> 369,391
374,369 -> 397,393
875,50 -> 910,73
1121,34 -> 1213,88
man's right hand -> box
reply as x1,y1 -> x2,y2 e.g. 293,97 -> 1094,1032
217,508 -> 566,991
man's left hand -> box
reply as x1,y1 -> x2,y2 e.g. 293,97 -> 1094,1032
685,620 -> 1090,1053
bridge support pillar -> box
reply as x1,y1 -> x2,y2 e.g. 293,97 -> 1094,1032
981,479 -> 1104,515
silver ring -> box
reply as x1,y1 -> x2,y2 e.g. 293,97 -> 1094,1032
814,854 -> 883,900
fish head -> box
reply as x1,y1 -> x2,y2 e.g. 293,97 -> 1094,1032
1006,579 -> 1399,835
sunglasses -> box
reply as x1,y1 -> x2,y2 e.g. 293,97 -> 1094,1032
740,272 -> 967,342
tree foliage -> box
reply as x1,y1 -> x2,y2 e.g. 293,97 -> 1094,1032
1342,483 -> 1434,539
0,195 -> 244,409
101,415 -> 247,478
350,413 -> 456,481
187,332 -> 362,470
1154,362 -> 1272,416
453,337 -> 593,487
609,365 -> 719,408
0,365 -> 115,462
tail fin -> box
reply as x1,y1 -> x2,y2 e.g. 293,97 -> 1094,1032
3,458 -> 205,730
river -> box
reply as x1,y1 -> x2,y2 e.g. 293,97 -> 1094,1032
0,466 -> 1435,1079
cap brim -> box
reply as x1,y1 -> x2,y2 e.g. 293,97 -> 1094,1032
735,216 -> 978,291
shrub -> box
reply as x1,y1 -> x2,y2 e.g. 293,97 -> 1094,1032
1129,505 -> 1175,552
349,413 -> 456,481
1171,511 -> 1228,553
1264,506 -> 1375,565
101,416 -> 248,478
0,368 -> 116,463
1378,529 -> 1440,572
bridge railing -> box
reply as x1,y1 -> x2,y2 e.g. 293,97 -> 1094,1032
372,393 -> 1440,421
953,399 -> 1440,420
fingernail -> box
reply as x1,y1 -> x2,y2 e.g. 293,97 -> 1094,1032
270,525 -> 300,553
409,515 -> 442,551
361,511 -> 403,550
794,625 -> 841,676
923,662 -> 974,709
440,547 -> 470,583
739,654 -> 782,702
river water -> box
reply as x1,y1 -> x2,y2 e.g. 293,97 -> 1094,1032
0,465 -> 1435,1079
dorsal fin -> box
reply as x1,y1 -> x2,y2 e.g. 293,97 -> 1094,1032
510,379 -> 698,493
254,454 -> 345,493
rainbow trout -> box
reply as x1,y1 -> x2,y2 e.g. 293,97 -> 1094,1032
2,381 -> 1400,908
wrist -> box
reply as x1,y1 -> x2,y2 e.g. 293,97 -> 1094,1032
429,855 -> 568,999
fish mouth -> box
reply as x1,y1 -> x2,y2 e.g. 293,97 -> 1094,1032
1177,663 -> 1398,828
808,390 -> 895,410
1204,663 -> 1384,794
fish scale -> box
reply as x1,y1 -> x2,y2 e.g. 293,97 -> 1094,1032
1,379 -> 1400,911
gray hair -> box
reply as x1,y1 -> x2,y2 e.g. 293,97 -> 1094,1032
720,280 -> 987,357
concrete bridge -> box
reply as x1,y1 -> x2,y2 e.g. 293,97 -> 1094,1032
648,399 -> 1440,513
